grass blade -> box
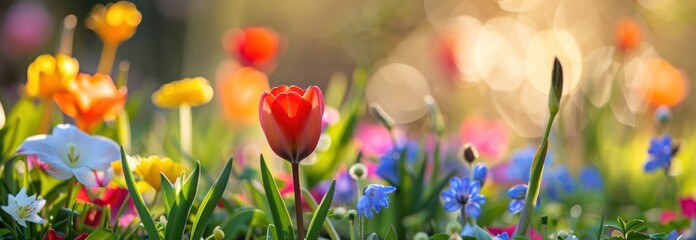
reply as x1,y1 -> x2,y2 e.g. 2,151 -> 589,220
305,179 -> 336,240
300,189 -> 339,240
260,155 -> 295,240
119,146 -> 161,240
190,158 -> 234,240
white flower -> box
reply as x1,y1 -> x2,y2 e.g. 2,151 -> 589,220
1,187 -> 46,227
17,124 -> 119,187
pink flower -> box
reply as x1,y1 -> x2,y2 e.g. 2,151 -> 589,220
76,186 -> 136,228
680,197 -> 696,218
488,225 -> 542,240
459,118 -> 509,160
354,123 -> 393,156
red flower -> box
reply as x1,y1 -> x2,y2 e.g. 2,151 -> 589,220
680,197 -> 696,218
76,186 -> 136,228
259,85 -> 324,163
223,27 -> 281,69
42,227 -> 88,240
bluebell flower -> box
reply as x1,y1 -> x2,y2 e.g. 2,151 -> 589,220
496,232 -> 510,240
644,135 -> 674,173
579,166 -> 603,191
376,141 -> 419,184
507,184 -> 527,214
473,163 -> 488,186
356,184 -> 396,218
441,177 -> 485,218
546,166 -> 575,202
507,146 -> 553,183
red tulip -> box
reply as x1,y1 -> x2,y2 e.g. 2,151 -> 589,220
259,85 -> 324,163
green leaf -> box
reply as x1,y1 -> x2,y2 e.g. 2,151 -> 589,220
626,231 -> 651,240
306,179 -> 336,240
267,224 -> 278,240
430,233 -> 450,240
605,225 -> 623,233
0,228 -> 10,237
119,146 -> 161,240
597,209 -> 605,240
617,216 -> 626,230
301,187 -> 339,240
165,161 -> 200,240
260,156 -> 295,240
221,208 -> 271,239
366,233 -> 379,240
160,174 -> 176,214
190,158 -> 234,240
624,219 -> 645,232
384,225 -> 398,240
85,228 -> 118,240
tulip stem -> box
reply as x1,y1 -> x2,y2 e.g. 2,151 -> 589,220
58,15 -> 77,56
291,163 -> 305,240
179,104 -> 192,161
38,100 -> 53,134
97,42 -> 118,75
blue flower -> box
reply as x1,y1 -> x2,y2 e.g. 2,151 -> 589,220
473,163 -> 488,186
644,135 -> 674,173
665,230 -> 679,240
356,184 -> 396,218
376,142 -> 419,184
441,177 -> 485,218
545,166 -> 575,202
507,146 -> 553,183
460,223 -> 475,237
507,184 -> 527,214
579,166 -> 603,191
496,232 -> 510,240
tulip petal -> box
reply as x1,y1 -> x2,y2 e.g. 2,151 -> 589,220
260,92 -> 293,161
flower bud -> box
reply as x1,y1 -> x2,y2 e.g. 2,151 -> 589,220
446,220 -> 462,234
369,103 -> 394,131
461,143 -> 479,164
424,95 -> 445,135
213,226 -> 225,240
548,57 -> 564,114
472,163 -> 487,186
507,184 -> 528,200
159,215 -> 167,226
347,209 -> 358,221
349,163 -> 368,180
414,232 -> 429,240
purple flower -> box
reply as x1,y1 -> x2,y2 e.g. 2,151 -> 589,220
644,135 -> 674,173
376,141 -> 419,184
441,177 -> 485,218
356,184 -> 396,218
334,171 -> 356,203
2,1 -> 53,57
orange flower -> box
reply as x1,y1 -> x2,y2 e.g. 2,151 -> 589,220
259,85 -> 324,163
616,17 -> 641,54
222,27 -> 280,69
216,63 -> 270,123
26,54 -> 79,99
53,73 -> 127,132
86,1 -> 142,46
644,58 -> 688,107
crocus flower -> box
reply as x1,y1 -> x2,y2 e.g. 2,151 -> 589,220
356,184 -> 396,218
615,17 -> 641,54
376,141 -> 419,184
215,65 -> 270,124
223,27 -> 280,69
441,177 -> 485,218
259,85 -> 324,163
644,135 -> 674,173
134,155 -> 185,190
680,197 -> 696,218
26,54 -> 79,99
507,184 -> 527,214
43,227 -> 88,240
1,187 -> 45,227
53,73 -> 127,132
76,186 -> 136,228
17,124 -> 119,187
472,163 -> 488,186
644,58 -> 688,107
459,118 -> 509,160
506,146 -> 553,183
152,77 -> 214,108
86,1 -> 141,46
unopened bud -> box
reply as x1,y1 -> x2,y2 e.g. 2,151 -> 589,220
369,103 -> 394,131
349,163 -> 368,180
446,220 -> 462,234
347,209 -> 358,221
159,215 -> 167,226
424,95 -> 445,135
414,232 -> 429,240
548,57 -> 564,114
213,226 -> 225,240
461,143 -> 479,164
332,207 -> 347,219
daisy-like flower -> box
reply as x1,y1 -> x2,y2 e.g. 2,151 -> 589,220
16,124 -> 119,187
644,135 -> 676,173
441,177 -> 485,218
1,187 -> 46,227
356,184 -> 396,219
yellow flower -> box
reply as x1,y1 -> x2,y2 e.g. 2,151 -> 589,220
26,54 -> 79,99
152,77 -> 214,108
86,1 -> 142,45
135,155 -> 185,190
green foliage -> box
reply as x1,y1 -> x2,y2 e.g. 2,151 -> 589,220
85,228 -> 118,240
260,156 -> 295,240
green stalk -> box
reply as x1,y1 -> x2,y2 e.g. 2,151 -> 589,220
291,163 -> 305,240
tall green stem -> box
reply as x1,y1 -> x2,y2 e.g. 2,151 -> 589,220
291,163 -> 305,240
513,112 -> 557,237
179,104 -> 192,160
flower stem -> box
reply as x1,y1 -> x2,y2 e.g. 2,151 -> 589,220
58,15 -> 77,56
513,112 -> 557,237
97,42 -> 118,75
179,104 -> 192,161
291,163 -> 305,240
349,219 -> 356,240
37,100 -> 53,134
